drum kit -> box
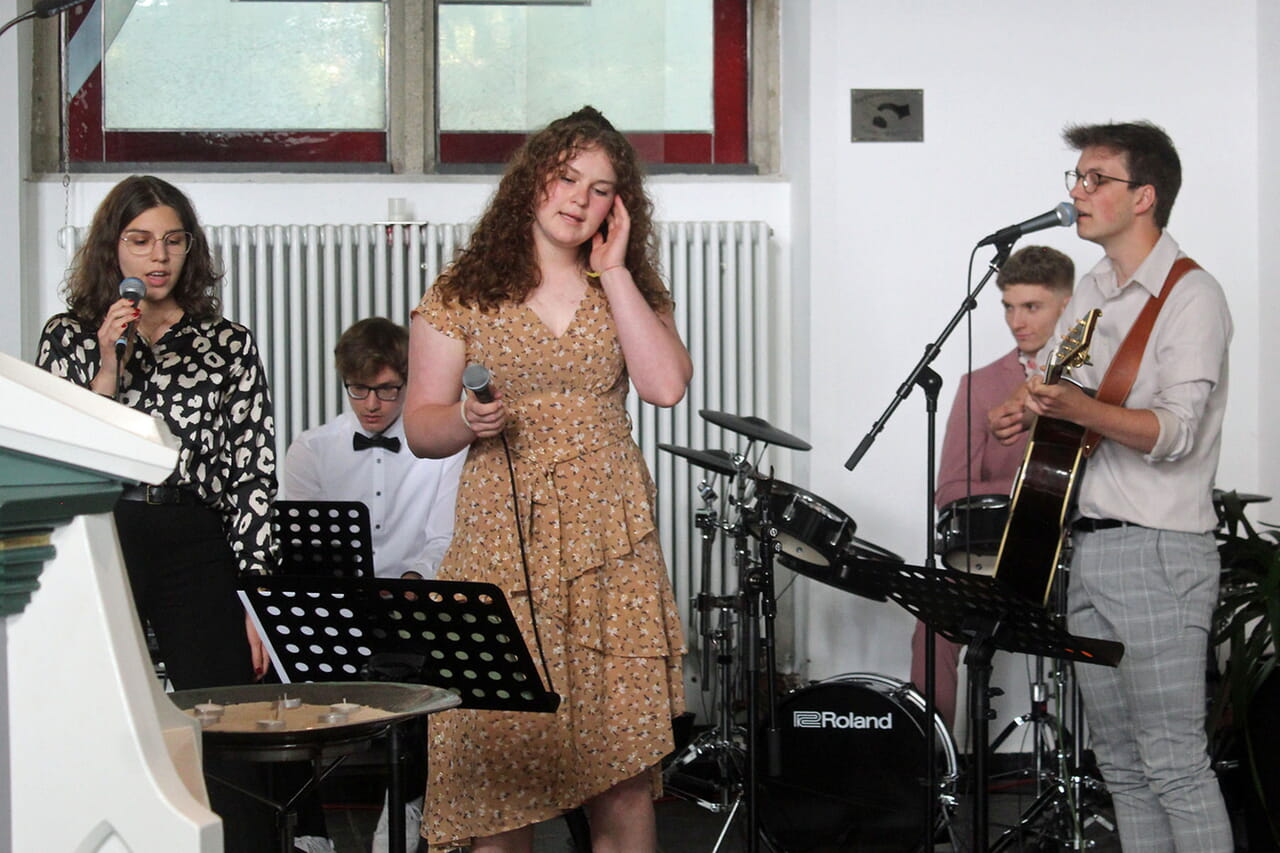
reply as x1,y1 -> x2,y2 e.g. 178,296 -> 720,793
659,409 -> 963,853
655,410 -> 1151,853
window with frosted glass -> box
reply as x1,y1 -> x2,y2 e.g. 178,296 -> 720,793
437,0 -> 746,165
100,0 -> 385,131
66,0 -> 386,163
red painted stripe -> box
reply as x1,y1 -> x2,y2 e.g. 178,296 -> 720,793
440,132 -> 714,166
68,65 -> 103,162
713,0 -> 748,164
101,131 -> 386,163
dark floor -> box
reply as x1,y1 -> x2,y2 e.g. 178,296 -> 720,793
315,750 -> 1122,852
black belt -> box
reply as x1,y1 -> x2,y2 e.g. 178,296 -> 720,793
1070,517 -> 1132,533
119,485 -> 199,506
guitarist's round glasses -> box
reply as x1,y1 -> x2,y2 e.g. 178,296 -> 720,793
1064,169 -> 1143,194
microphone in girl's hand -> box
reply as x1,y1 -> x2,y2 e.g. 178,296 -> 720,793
462,363 -> 494,403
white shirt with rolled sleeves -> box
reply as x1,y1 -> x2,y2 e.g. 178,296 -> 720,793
283,411 -> 467,578
1043,230 -> 1231,533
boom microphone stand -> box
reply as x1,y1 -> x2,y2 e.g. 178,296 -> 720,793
843,240 -> 1016,853
0,0 -> 89,38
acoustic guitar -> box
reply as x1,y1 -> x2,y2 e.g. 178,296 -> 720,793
992,308 -> 1102,606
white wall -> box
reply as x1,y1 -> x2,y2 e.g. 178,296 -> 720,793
1260,0 -> 1280,506
4,1 -> 1276,739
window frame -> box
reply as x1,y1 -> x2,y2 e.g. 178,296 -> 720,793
33,0 -> 775,175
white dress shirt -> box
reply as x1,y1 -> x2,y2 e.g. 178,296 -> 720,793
1047,231 -> 1231,533
283,411 -> 467,578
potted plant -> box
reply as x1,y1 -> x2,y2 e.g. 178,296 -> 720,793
1210,490 -> 1280,848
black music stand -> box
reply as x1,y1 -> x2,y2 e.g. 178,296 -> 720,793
241,575 -> 560,852
841,557 -> 1124,853
273,500 -> 376,577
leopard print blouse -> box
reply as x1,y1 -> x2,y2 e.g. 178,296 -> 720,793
37,312 -> 278,576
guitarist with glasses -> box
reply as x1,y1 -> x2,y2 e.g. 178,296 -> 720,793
911,245 -> 1074,731
991,121 -> 1233,853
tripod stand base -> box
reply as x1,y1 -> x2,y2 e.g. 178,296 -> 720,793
663,728 -> 745,814
987,776 -> 1118,853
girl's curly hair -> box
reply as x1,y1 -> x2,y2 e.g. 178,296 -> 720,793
434,106 -> 671,313
62,175 -> 222,326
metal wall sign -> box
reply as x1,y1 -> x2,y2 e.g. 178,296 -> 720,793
851,88 -> 924,142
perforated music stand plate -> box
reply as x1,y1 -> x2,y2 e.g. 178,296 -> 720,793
844,558 -> 1124,667
274,500 -> 375,578
241,576 -> 560,712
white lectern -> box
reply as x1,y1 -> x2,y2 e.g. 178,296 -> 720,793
1,351 -> 221,852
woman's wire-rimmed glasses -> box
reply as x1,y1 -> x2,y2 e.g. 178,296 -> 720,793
120,230 -> 193,255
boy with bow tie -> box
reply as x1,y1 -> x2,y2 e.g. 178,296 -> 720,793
284,317 -> 466,580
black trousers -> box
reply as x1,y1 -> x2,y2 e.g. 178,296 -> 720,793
114,500 -> 254,689
115,499 -> 275,853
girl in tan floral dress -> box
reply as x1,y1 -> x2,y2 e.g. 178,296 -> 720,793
403,107 -> 692,853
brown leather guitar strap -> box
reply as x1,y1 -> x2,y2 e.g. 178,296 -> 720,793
1081,256 -> 1199,457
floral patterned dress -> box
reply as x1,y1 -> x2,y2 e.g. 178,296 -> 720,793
414,283 -> 687,850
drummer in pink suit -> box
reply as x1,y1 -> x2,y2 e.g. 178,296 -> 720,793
911,245 -> 1074,729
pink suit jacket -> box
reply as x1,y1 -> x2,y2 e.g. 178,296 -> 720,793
935,348 -> 1029,509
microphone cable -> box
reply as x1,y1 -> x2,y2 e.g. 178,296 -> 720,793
465,366 -> 557,700
497,429 -> 557,698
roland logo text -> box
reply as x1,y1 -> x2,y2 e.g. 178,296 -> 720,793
793,710 -> 894,730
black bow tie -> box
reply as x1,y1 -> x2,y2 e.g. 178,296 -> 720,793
353,432 -> 401,453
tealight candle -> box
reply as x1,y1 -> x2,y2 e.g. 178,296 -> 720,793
280,696 -> 302,710
194,702 -> 224,715
256,719 -> 286,731
329,701 -> 361,715
195,712 -> 220,726
318,712 -> 348,725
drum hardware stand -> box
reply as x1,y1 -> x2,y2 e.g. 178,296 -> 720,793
989,560 -> 1116,852
989,560 -> 1074,792
989,668 -> 1114,853
664,474 -> 747,819
740,471 -> 783,853
988,654 -> 1064,792
688,461 -> 784,853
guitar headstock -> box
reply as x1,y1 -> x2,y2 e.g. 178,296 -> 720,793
1044,308 -> 1102,385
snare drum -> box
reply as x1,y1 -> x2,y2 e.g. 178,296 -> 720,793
758,673 -> 956,852
936,494 -> 1010,574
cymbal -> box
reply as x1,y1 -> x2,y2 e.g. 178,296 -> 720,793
698,410 -> 811,451
657,443 -> 739,477
1213,489 -> 1271,506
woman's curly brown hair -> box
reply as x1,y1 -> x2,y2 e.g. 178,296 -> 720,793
434,106 -> 671,313
62,175 -> 222,326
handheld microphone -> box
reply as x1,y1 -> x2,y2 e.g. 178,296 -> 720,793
115,277 -> 145,356
462,363 -> 494,403
976,202 -> 1077,248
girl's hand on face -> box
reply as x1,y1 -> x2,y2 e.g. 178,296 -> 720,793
590,195 -> 631,276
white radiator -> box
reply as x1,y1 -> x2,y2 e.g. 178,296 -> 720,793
60,221 -> 777,635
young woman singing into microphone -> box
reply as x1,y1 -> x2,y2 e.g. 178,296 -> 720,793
404,107 -> 692,853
